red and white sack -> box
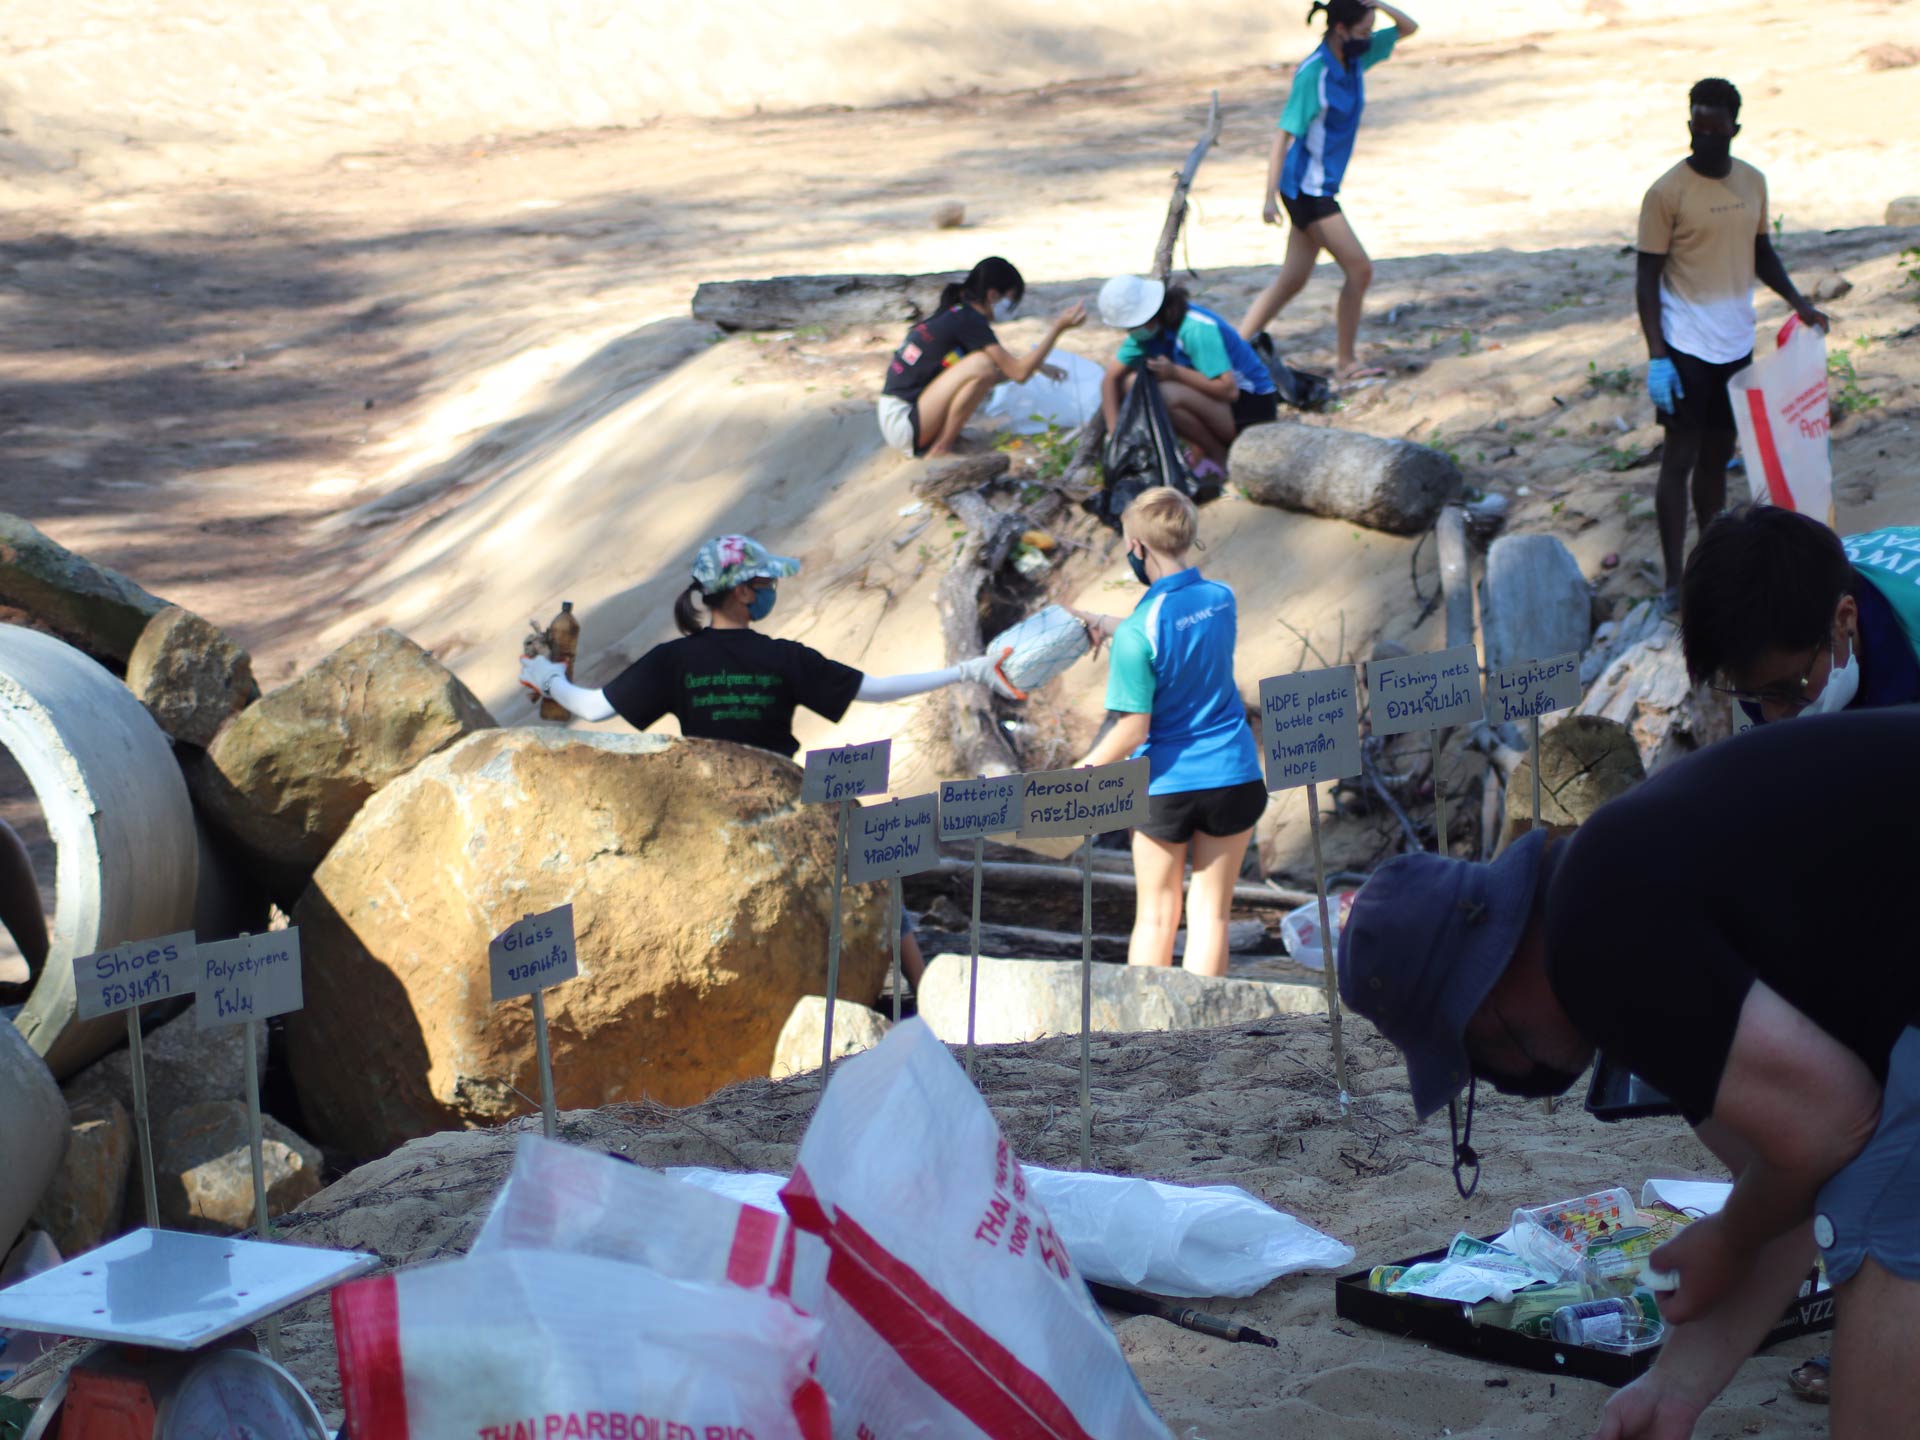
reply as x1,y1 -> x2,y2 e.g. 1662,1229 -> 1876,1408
1731,315 -> 1834,524
780,1019 -> 1172,1440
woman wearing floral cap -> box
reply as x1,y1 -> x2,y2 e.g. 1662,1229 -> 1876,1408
520,534 -> 1006,760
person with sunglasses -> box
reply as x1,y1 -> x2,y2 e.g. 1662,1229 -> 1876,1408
1337,708 -> 1920,1439
1680,505 -> 1920,725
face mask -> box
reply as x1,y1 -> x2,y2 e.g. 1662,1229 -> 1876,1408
1689,131 -> 1733,168
1802,637 -> 1860,717
747,585 -> 777,622
1127,548 -> 1151,586
993,297 -> 1018,322
1343,33 -> 1372,61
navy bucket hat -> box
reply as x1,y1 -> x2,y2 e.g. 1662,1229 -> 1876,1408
1336,829 -> 1551,1120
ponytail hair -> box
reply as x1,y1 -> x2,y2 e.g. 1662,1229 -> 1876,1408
673,582 -> 708,636
937,255 -> 1025,312
1307,0 -> 1368,27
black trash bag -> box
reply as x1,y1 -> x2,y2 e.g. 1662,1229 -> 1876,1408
1251,332 -> 1332,412
1085,367 -> 1199,530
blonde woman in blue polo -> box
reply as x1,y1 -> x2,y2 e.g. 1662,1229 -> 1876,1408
1073,487 -> 1265,977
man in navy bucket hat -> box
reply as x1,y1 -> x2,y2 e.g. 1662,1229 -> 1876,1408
1338,709 -> 1919,1440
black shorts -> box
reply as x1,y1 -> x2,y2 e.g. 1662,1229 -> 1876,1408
1281,191 -> 1342,230
1658,347 -> 1751,434
1136,778 -> 1268,844
1231,389 -> 1280,432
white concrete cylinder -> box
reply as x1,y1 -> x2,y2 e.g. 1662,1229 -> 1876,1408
0,1018 -> 66,1256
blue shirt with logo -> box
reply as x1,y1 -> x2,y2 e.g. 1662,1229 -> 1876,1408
1105,568 -> 1262,795
1278,27 -> 1398,199
1114,304 -> 1276,399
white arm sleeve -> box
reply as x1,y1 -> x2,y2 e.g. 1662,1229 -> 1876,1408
546,675 -> 618,722
855,666 -> 964,704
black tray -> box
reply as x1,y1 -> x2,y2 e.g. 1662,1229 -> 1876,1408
1334,1237 -> 1833,1387
1584,1055 -> 1682,1123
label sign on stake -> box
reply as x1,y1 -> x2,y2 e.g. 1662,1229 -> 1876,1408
1017,757 -> 1150,838
938,775 -> 1020,840
196,931 -> 304,1030
800,740 -> 892,804
488,904 -> 580,1002
847,792 -> 941,884
1365,645 -> 1484,736
1485,653 -> 1582,724
71,932 -> 197,1022
1259,666 -> 1362,790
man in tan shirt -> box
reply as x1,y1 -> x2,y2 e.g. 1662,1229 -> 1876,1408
1636,77 -> 1827,605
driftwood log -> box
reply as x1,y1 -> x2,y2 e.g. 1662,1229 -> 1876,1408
928,486 -> 1027,778
690,272 -> 964,332
1435,503 -> 1474,652
1230,423 -> 1462,535
1151,92 -> 1223,281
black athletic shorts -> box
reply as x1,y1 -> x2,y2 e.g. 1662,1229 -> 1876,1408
1281,191 -> 1342,230
1231,389 -> 1280,432
1657,346 -> 1751,434
1136,778 -> 1269,844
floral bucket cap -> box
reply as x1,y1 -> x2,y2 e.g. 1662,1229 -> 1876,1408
691,534 -> 801,594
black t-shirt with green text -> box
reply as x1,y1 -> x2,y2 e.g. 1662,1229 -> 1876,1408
603,627 -> 863,759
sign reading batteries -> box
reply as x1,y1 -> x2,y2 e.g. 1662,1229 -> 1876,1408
196,930 -> 304,1029
847,793 -> 941,883
938,775 -> 1021,841
489,904 -> 579,1002
1018,758 -> 1150,838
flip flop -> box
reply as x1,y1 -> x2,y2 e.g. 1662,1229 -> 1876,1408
1787,1354 -> 1830,1404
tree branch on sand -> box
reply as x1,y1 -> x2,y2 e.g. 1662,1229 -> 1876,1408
1152,91 -> 1223,282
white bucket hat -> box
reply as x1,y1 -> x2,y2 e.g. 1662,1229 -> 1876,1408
1098,275 -> 1167,330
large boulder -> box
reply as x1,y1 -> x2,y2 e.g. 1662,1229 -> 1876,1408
31,1095 -> 131,1256
0,512 -> 167,670
1479,533 -> 1592,674
64,1005 -> 265,1125
124,605 -> 260,748
286,729 -> 890,1157
771,996 -> 892,1079
188,628 -> 494,901
1497,715 -> 1645,853
1229,422 -> 1461,535
155,1101 -> 323,1232
917,955 -> 1325,1046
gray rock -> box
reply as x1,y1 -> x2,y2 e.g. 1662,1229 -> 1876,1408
31,1095 -> 131,1256
1229,422 -> 1462,535
771,996 -> 892,1079
691,272 -> 963,332
0,511 -> 167,670
917,955 -> 1325,1046
1479,533 -> 1592,675
124,606 -> 261,748
155,1100 -> 323,1233
64,1005 -> 264,1126
1885,197 -> 1920,227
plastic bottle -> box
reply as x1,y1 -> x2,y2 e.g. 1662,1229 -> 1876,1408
541,601 -> 580,722
1550,1297 -> 1641,1346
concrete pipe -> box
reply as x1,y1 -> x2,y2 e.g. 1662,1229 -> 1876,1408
0,1017 -> 67,1257
0,625 -> 198,1078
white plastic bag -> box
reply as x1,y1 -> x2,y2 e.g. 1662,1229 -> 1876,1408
985,352 -> 1104,434
782,1018 -> 1173,1440
1278,891 -> 1357,971
1019,1168 -> 1354,1299
334,1248 -> 829,1440
1731,315 -> 1834,523
982,604 -> 1092,700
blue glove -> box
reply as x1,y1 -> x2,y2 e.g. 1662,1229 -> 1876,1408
1647,357 -> 1683,413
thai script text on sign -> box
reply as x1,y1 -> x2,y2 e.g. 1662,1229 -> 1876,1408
847,793 -> 941,882
1017,758 -> 1150,838
71,931 -> 197,1021
1258,666 -> 1362,790
1485,653 -> 1581,724
938,775 -> 1020,839
196,929 -> 304,1029
489,905 -> 580,1003
800,740 -> 892,804
1365,646 -> 1483,735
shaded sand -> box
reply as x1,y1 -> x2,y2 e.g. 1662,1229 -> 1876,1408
6,1019 -> 1826,1437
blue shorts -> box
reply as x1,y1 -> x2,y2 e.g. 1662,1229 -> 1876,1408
1814,1027 -> 1920,1286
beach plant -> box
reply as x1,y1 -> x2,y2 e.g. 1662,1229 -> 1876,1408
1827,351 -> 1880,418
1587,361 -> 1634,396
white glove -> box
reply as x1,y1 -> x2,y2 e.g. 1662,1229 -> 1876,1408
956,649 -> 1018,699
520,654 -> 567,699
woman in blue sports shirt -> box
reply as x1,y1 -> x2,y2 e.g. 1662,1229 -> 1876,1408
1239,0 -> 1418,380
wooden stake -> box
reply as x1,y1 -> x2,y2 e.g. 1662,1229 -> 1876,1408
1152,91 -> 1223,280
821,800 -> 852,1076
531,988 -> 558,1139
889,876 -> 903,1024
1431,729 -> 1449,854
1532,713 -> 1554,1118
965,836 -> 984,1077
126,1010 -> 160,1229
1306,787 -> 1351,1113
244,1017 -> 285,1362
1078,834 -> 1095,1170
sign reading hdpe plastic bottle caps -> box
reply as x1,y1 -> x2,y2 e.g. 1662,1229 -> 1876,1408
1485,653 -> 1582,724
1017,757 -> 1150,839
800,740 -> 892,804
71,932 -> 198,1021
847,792 -> 941,883
1365,645 -> 1483,736
1259,666 -> 1362,790
938,775 -> 1021,840
489,904 -> 579,1002
196,930 -> 304,1030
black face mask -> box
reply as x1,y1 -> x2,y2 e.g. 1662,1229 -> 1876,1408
1689,131 -> 1733,170
1128,550 -> 1151,586
1343,34 -> 1373,62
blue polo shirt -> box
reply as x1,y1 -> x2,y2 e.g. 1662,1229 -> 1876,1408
1105,568 -> 1262,795
1278,27 -> 1398,199
1115,304 -> 1277,399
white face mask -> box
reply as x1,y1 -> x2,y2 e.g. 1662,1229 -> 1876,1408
992,297 -> 1018,322
1801,638 -> 1860,717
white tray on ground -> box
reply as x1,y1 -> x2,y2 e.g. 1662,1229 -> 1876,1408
0,1228 -> 377,1351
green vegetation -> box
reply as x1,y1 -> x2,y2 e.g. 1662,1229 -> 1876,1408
1587,360 -> 1634,396
995,419 -> 1079,482
1827,349 -> 1880,419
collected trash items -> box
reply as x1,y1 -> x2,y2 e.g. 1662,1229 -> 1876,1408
523,601 -> 580,721
979,604 -> 1094,700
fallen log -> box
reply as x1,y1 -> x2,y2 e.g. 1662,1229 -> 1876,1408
1229,423 -> 1462,536
1436,503 -> 1474,652
911,453 -> 1011,507
934,490 -> 1026,778
690,272 -> 962,332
